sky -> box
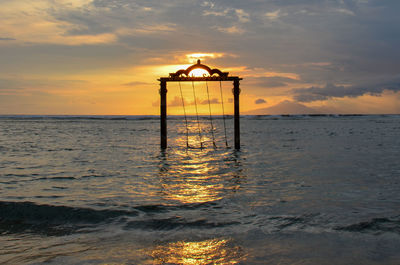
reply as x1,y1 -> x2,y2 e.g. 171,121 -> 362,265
0,0 -> 399,115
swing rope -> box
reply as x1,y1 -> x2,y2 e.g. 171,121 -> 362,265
178,81 -> 189,148
205,81 -> 217,148
178,79 -> 227,149
191,81 -> 203,149
219,80 -> 229,147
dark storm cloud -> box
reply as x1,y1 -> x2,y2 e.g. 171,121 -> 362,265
293,78 -> 400,102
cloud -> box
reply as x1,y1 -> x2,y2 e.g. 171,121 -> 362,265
169,96 -> 186,107
202,5 -> 249,23
152,99 -> 159,107
293,79 -> 400,102
0,37 -> 16,41
203,10 -> 229,17
214,25 -> 244,34
249,76 -> 302,88
165,96 -> 221,107
245,100 -> 317,115
200,98 -> 220,105
186,53 -> 225,61
123,81 -> 151,86
255,98 -> 267,104
265,9 -> 287,21
235,9 -> 250,23
334,8 -> 355,16
116,24 -> 177,36
201,1 -> 215,9
0,78 -> 88,93
0,0 -> 119,45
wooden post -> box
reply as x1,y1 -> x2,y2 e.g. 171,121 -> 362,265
160,80 -> 167,149
233,78 -> 240,149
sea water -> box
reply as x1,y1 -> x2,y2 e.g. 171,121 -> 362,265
0,115 -> 399,264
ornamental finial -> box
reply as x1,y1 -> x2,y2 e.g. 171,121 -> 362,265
197,59 -> 201,64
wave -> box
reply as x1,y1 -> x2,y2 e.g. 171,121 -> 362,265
271,214 -> 400,235
259,214 -> 400,235
125,216 -> 239,231
0,201 -> 216,224
0,201 -> 138,222
2,201 -> 400,237
0,201 -> 139,235
0,201 -> 220,235
334,217 -> 400,235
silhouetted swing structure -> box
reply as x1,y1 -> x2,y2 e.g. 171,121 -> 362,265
158,60 -> 242,149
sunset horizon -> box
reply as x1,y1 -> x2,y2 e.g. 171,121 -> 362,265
1,1 -> 399,115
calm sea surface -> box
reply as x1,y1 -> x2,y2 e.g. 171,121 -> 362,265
1,115 -> 400,264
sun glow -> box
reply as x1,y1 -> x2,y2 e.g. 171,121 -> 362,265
149,238 -> 245,264
188,68 -> 210,77
186,53 -> 224,61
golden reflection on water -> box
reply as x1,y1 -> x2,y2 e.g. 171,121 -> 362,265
158,149 -> 241,204
80,238 -> 245,264
175,122 -> 215,149
156,121 -> 245,204
161,180 -> 225,204
148,238 -> 245,265
159,155 -> 226,204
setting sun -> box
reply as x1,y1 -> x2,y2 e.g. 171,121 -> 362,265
188,68 -> 210,77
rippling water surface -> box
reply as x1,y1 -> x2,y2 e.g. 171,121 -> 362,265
1,115 -> 400,264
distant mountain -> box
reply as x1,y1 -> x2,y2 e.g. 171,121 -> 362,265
245,100 -> 318,115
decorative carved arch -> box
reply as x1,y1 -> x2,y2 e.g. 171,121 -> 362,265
169,59 -> 229,78
159,60 -> 242,149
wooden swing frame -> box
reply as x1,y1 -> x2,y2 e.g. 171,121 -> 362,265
158,60 -> 242,149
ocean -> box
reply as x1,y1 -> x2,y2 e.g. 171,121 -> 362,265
1,115 -> 400,264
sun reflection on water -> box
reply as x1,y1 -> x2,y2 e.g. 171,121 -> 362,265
153,119 -> 246,204
158,151 -> 226,204
157,144 -> 243,204
161,180 -> 225,204
148,238 -> 245,265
